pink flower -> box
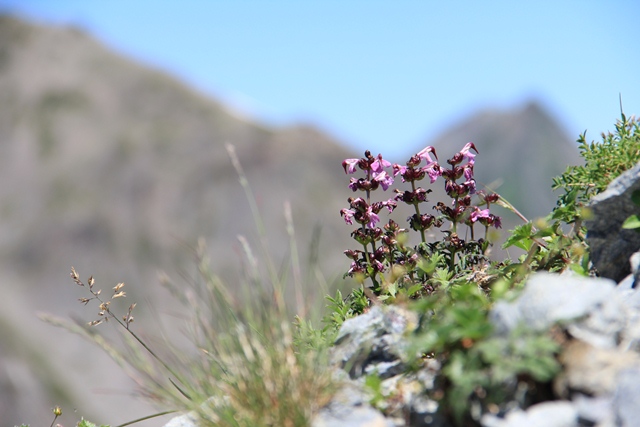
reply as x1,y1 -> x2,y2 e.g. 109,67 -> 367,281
392,164 -> 407,177
470,207 -> 502,228
366,206 -> 380,228
348,177 -> 359,192
417,146 -> 438,164
470,207 -> 490,223
371,154 -> 391,173
426,164 -> 442,183
373,170 -> 393,190
340,208 -> 356,225
342,158 -> 360,174
463,179 -> 476,194
459,142 -> 478,165
348,261 -> 365,275
463,164 -> 474,181
377,198 -> 397,213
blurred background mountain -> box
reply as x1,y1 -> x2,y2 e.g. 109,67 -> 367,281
0,15 -> 580,426
425,101 -> 581,219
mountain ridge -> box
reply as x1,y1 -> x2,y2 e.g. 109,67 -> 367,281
421,100 -> 581,219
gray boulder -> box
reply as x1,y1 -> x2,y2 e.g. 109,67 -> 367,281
330,306 -> 417,379
586,161 -> 640,282
481,401 -> 578,427
613,367 -> 640,427
319,305 -> 448,427
490,272 -> 617,336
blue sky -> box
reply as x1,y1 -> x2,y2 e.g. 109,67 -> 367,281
1,1 -> 639,158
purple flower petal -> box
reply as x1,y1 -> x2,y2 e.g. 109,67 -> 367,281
463,165 -> 474,180
366,207 -> 380,228
459,142 -> 478,165
427,165 -> 442,183
470,207 -> 490,223
417,146 -> 438,164
342,158 -> 360,174
348,177 -> 359,192
340,208 -> 356,225
373,171 -> 394,190
371,155 -> 391,173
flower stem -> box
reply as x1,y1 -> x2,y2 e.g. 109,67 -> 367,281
410,181 -> 427,243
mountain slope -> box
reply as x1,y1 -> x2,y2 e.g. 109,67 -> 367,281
0,15 -> 356,426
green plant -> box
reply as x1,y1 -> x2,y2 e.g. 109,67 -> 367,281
405,278 -> 561,424
552,111 -> 640,223
323,287 -> 369,328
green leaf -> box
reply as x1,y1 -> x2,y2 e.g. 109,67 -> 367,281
632,189 -> 640,206
386,282 -> 398,297
407,284 -> 422,296
502,222 -> 533,250
622,214 -> 640,229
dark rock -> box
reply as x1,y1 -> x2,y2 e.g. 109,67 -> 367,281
586,161 -> 640,282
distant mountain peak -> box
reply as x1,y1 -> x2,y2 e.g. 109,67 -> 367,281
423,100 -> 580,219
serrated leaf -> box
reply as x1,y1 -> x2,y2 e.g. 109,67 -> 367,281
502,222 -> 533,250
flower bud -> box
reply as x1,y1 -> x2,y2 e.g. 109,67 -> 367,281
485,193 -> 500,203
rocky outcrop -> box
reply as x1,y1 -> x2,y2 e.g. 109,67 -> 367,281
586,161 -> 640,283
306,270 -> 640,427
314,306 -> 443,427
484,272 -> 640,427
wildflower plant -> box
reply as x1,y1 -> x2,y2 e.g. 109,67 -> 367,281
336,143 -> 567,425
339,143 -> 502,306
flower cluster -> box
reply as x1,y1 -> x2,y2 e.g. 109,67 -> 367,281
340,143 -> 502,294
